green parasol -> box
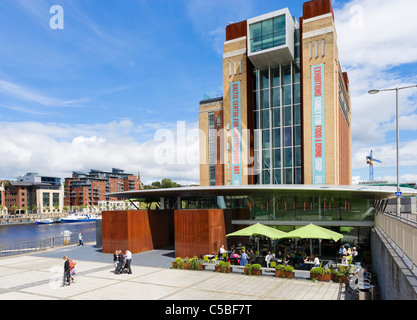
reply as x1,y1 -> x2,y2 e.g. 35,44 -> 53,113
226,223 -> 287,240
280,224 -> 343,241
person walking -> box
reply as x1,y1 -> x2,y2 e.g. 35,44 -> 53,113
63,256 -> 70,286
78,232 -> 84,246
124,249 -> 132,274
69,259 -> 77,283
113,250 -> 120,269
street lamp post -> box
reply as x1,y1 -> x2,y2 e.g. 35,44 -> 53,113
368,85 -> 417,216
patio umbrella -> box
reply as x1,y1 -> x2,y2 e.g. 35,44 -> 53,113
279,224 -> 343,255
226,223 -> 287,252
226,223 -> 287,240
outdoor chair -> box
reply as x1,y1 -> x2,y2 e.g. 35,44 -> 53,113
222,252 -> 228,261
270,261 -> 276,268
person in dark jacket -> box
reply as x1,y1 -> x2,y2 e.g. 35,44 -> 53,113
63,256 -> 70,286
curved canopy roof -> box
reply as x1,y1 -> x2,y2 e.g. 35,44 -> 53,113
105,184 -> 417,201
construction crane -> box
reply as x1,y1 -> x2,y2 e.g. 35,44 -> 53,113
366,150 -> 382,181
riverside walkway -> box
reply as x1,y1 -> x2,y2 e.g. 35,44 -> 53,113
0,243 -> 355,300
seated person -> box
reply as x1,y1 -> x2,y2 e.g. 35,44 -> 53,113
265,251 -> 273,267
230,250 -> 240,265
248,249 -> 256,264
313,255 -> 320,268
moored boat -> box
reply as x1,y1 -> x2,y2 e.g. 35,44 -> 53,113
61,213 -> 99,223
35,218 -> 54,225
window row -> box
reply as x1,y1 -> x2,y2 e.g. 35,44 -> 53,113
253,64 -> 300,91
255,105 -> 301,130
249,15 -> 286,53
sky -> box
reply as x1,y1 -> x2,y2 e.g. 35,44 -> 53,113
0,0 -> 416,186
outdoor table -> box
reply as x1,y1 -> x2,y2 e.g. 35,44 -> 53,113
304,261 -> 314,270
204,254 -> 215,262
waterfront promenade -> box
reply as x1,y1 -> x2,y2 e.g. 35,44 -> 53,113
0,242 -> 355,300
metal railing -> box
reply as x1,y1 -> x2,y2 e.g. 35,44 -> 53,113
0,232 -> 96,258
375,212 -> 417,270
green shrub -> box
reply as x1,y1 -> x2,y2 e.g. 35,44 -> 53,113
275,264 -> 284,271
284,265 -> 294,272
310,267 -> 324,275
251,264 -> 262,270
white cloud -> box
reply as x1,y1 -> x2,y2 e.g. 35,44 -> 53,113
0,120 -> 200,185
333,0 -> 417,181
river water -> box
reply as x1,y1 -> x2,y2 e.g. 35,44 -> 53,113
0,222 -> 97,245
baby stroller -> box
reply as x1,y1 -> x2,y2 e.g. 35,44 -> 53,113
114,260 -> 129,274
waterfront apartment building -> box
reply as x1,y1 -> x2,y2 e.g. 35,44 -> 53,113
64,168 -> 140,209
1,173 -> 63,214
199,0 -> 351,187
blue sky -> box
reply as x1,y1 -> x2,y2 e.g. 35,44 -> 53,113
0,0 -> 416,185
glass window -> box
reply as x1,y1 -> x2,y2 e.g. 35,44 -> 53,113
261,69 -> 269,89
274,32 -> 286,47
282,85 -> 292,106
272,108 -> 281,128
272,67 -> 280,87
282,65 -> 291,85
283,127 -> 292,147
262,19 -> 273,35
273,169 -> 282,184
294,146 -> 302,167
262,34 -> 274,50
284,168 -> 293,184
294,125 -> 301,146
272,87 -> 281,107
273,148 -> 281,168
263,149 -> 270,169
272,128 -> 281,148
283,147 -> 292,168
262,129 -> 270,149
295,168 -> 302,184
263,169 -> 271,184
250,22 -> 262,39
283,106 -> 292,126
251,37 -> 262,52
293,83 -> 300,104
293,64 -> 300,83
261,90 -> 270,109
273,15 -> 286,33
261,109 -> 270,129
294,104 -> 301,125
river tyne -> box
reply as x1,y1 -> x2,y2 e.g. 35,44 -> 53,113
0,221 -> 97,245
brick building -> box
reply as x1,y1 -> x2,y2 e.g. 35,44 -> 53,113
64,168 -> 140,209
199,0 -> 351,186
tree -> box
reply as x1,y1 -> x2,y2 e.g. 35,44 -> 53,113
145,178 -> 182,189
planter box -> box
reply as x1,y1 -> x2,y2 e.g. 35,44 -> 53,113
275,270 -> 283,278
310,273 -> 331,282
198,264 -> 205,271
215,266 -> 231,273
244,267 -> 249,275
183,263 -> 191,270
284,271 -> 294,279
251,269 -> 262,276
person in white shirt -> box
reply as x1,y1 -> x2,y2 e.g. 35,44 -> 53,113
124,249 -> 132,274
313,255 -> 320,267
265,251 -> 273,268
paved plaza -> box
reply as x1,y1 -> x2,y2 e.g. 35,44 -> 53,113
0,243 -> 355,300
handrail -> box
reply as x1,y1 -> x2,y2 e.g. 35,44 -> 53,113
375,212 -> 417,270
0,232 -> 95,257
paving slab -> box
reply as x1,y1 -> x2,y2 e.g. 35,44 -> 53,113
0,244 -> 356,301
